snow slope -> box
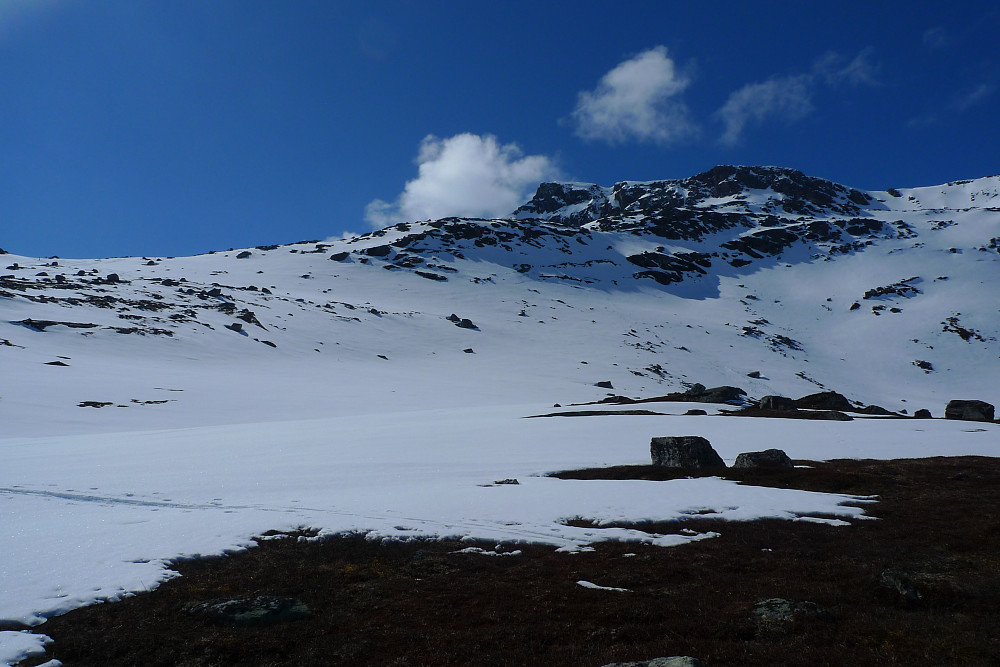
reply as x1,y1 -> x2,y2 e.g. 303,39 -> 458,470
2,165 -> 999,664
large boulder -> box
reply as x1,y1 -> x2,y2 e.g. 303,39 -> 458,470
733,449 -> 793,468
759,395 -> 796,411
794,391 -> 854,412
650,436 -> 726,468
945,400 -> 995,422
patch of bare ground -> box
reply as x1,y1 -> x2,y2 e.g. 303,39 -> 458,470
21,457 -> 1000,666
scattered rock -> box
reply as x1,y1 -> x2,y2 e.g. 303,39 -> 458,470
106,273 -> 121,284
746,370 -> 762,378
463,348 -> 475,354
183,596 -> 310,627
794,391 -> 854,412
44,360 -> 70,366
684,409 -> 707,416
596,380 -> 614,389
945,399 -> 995,422
600,658 -> 706,667
15,319 -> 100,332
78,401 -> 113,408
733,449 -> 793,468
455,318 -> 478,330
224,322 -> 244,333
877,569 -> 922,607
650,436 -> 726,468
415,270 -> 448,281
236,250 -> 252,259
329,251 -> 350,261
914,408 -> 933,419
758,395 -> 796,411
493,478 -> 519,485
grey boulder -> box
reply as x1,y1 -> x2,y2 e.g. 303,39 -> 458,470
651,436 -> 725,468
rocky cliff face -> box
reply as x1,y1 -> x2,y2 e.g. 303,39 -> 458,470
341,165 -> 921,290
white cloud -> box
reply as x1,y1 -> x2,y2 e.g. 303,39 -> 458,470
365,133 -> 560,228
715,75 -> 813,146
570,46 -> 696,145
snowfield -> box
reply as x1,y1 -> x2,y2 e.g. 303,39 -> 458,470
2,167 -> 999,664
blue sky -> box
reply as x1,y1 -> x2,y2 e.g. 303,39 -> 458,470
1,1 -> 998,258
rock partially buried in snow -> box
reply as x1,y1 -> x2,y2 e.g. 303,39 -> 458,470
758,395 -> 796,411
733,448 -> 793,468
914,408 -> 933,419
794,391 -> 854,412
944,399 -> 995,422
650,436 -> 726,468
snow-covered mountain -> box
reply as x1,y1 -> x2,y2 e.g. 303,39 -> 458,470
2,166 -> 999,662
2,165 -> 998,436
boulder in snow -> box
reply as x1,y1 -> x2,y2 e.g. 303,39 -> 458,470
945,399 -> 994,422
650,436 -> 725,468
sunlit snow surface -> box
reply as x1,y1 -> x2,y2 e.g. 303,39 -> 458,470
3,174 -> 1000,663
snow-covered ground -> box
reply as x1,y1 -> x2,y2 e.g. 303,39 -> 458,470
2,169 -> 999,664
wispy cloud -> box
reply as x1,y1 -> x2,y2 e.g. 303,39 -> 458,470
816,47 -> 880,87
952,82 -> 995,111
570,46 -> 697,145
715,48 -> 878,145
0,0 -> 62,41
908,82 -> 996,127
715,75 -> 813,146
365,133 -> 560,228
922,26 -> 949,50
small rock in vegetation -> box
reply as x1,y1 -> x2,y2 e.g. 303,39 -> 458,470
750,597 -> 830,632
184,596 -> 310,627
733,449 -> 793,468
600,658 -> 706,667
877,569 -> 923,607
650,436 -> 725,468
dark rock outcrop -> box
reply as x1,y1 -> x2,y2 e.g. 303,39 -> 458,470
650,436 -> 726,468
686,385 -> 747,405
914,409 -> 933,419
794,391 -> 854,412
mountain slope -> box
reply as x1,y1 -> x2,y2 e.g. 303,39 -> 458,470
2,166 -> 997,437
